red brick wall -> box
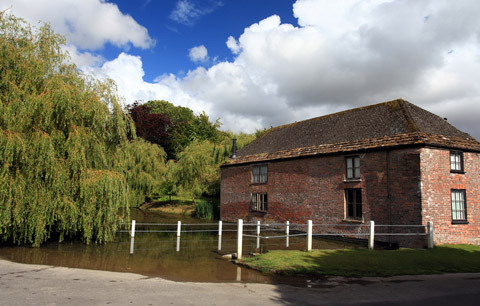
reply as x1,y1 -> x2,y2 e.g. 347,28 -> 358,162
420,148 -> 480,245
221,147 -> 431,247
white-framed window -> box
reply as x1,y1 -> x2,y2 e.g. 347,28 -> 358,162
252,193 -> 268,212
252,165 -> 268,183
345,188 -> 362,219
450,151 -> 464,173
451,189 -> 467,223
346,156 -> 360,179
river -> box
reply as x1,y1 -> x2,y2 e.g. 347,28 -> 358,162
0,208 -> 361,285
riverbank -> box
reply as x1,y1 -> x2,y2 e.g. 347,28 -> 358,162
2,259 -> 480,305
141,201 -> 196,216
140,196 -> 219,219
241,245 -> 480,277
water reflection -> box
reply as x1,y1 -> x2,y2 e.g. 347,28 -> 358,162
0,208 -> 361,284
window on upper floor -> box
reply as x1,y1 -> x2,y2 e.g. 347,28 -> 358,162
450,151 -> 464,173
346,156 -> 360,180
251,193 -> 268,212
451,189 -> 467,224
252,165 -> 268,183
345,188 -> 362,220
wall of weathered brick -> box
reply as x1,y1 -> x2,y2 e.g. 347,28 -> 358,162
220,147 -> 434,247
420,148 -> 480,245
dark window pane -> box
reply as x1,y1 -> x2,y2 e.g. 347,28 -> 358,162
347,189 -> 354,202
345,188 -> 362,219
347,203 -> 353,217
356,190 -> 362,204
356,203 -> 362,218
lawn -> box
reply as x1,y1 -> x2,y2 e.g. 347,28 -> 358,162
241,245 -> 480,277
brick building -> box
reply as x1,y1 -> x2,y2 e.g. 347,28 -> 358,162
220,99 -> 480,246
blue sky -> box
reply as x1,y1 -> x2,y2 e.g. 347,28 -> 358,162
107,0 -> 298,81
2,0 -> 480,140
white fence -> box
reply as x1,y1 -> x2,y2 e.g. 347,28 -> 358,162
120,219 -> 434,258
235,219 -> 434,260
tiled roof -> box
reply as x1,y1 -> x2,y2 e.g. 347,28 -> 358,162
225,99 -> 480,166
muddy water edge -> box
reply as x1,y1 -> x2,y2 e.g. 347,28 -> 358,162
0,208 -> 361,285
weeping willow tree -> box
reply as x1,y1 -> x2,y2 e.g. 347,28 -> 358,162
0,13 -> 165,246
171,133 -> 256,199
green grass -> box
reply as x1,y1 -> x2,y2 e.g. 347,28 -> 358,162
144,196 -> 220,220
150,195 -> 194,204
241,245 -> 480,277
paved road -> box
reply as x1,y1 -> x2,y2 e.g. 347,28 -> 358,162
1,259 -> 479,305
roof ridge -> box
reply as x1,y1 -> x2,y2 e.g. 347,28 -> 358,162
396,99 -> 421,133
259,98 -> 410,137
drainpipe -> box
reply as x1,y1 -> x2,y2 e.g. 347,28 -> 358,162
231,138 -> 237,159
386,150 -> 392,246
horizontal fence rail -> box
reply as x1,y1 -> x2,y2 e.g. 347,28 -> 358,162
119,219 -> 434,258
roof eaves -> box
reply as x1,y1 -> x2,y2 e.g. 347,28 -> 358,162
222,132 -> 480,167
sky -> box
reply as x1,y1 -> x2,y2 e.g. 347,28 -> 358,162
1,0 -> 480,140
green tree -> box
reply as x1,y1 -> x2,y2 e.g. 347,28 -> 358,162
0,13 -> 165,246
160,160 -> 178,201
170,133 -> 256,199
144,100 -> 220,159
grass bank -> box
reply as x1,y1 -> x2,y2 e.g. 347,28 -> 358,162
141,196 -> 219,220
241,245 -> 480,277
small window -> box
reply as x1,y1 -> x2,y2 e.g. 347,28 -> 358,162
252,193 -> 268,212
450,151 -> 464,173
252,165 -> 268,183
451,189 -> 467,223
346,156 -> 360,179
345,189 -> 362,219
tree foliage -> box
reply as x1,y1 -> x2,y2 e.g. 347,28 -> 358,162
142,100 -> 221,159
0,13 -> 165,246
126,101 -> 171,149
169,133 -> 256,199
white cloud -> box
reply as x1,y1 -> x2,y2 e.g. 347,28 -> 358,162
83,53 -> 210,115
226,36 -> 241,55
63,44 -> 104,67
0,0 -> 154,50
170,0 -> 223,25
189,45 -> 209,63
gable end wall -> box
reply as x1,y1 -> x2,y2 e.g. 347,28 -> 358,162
420,148 -> 480,245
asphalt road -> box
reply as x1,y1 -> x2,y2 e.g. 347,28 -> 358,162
1,259 -> 479,305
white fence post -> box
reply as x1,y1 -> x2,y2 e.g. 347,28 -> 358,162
427,221 -> 434,249
237,219 -> 243,261
218,220 -> 223,251
286,221 -> 290,248
368,220 -> 375,250
307,220 -> 312,251
256,221 -> 261,250
131,220 -> 136,238
129,238 -> 134,254
177,221 -> 181,237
